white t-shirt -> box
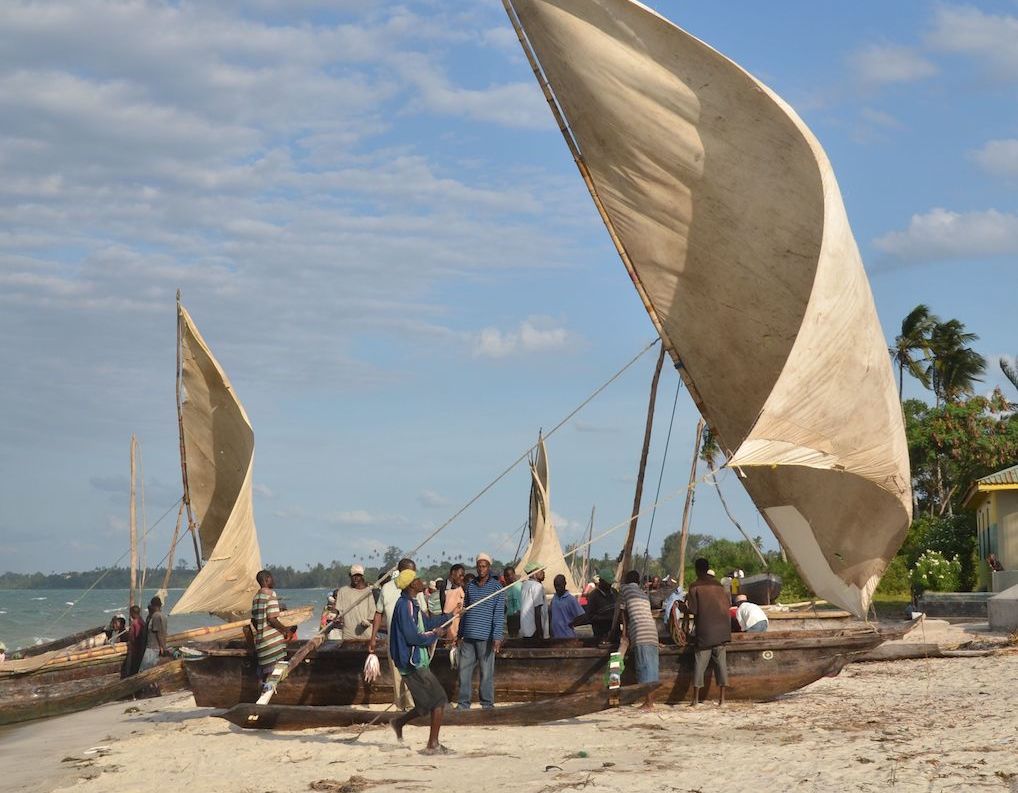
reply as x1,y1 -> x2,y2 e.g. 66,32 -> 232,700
736,601 -> 768,631
519,578 -> 546,638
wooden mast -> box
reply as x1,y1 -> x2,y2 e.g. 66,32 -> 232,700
176,290 -> 203,571
581,505 -> 594,585
619,345 -> 666,578
677,418 -> 706,588
129,434 -> 138,608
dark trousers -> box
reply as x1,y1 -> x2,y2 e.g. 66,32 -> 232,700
693,644 -> 728,688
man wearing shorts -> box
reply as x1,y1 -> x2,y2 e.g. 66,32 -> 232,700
620,569 -> 660,709
389,569 -> 456,754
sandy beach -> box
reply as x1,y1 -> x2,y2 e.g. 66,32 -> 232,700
5,626 -> 1016,793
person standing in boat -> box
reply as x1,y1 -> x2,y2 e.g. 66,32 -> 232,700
389,570 -> 453,754
442,564 -> 466,643
122,606 -> 146,678
332,564 -> 376,643
571,568 -> 617,642
369,557 -> 424,711
251,570 -> 289,688
456,552 -> 505,710
620,570 -> 660,709
549,573 -> 584,639
684,558 -> 731,706
140,596 -> 168,670
502,564 -> 522,638
519,562 -> 546,639
733,594 -> 768,633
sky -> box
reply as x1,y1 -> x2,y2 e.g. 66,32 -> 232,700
1,0 -> 1016,575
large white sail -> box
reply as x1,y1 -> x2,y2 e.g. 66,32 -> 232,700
519,436 -> 580,595
170,304 -> 263,620
506,0 -> 911,616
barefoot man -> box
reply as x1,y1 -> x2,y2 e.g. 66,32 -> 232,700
389,569 -> 455,754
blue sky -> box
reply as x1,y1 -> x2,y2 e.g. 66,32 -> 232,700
0,0 -> 1016,575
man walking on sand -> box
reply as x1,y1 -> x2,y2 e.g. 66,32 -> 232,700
369,558 -> 423,711
389,570 -> 454,754
684,558 -> 731,706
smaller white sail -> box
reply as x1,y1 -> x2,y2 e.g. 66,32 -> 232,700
519,436 -> 580,595
170,304 -> 263,621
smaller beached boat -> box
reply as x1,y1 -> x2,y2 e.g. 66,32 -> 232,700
9,625 -> 108,660
0,660 -> 189,726
218,683 -> 657,731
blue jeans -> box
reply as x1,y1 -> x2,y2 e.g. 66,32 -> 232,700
745,621 -> 768,632
457,638 -> 495,708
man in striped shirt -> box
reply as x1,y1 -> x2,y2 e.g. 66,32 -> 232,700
456,552 -> 505,710
251,570 -> 289,686
620,569 -> 660,710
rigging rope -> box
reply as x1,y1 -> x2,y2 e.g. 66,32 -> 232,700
639,377 -> 682,578
394,338 -> 659,567
41,497 -> 184,636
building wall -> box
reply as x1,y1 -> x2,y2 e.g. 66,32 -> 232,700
997,491 -> 1018,574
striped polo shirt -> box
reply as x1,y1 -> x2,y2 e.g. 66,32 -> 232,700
619,583 -> 658,647
460,576 -> 506,641
251,589 -> 287,667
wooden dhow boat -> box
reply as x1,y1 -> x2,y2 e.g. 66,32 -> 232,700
185,623 -> 907,709
190,0 -> 916,718
0,299 -> 310,721
0,661 -> 189,727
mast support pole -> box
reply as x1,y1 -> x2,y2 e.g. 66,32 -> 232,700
677,419 -> 706,588
129,434 -> 138,609
176,290 -> 203,571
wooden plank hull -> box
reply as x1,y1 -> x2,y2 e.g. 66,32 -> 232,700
0,606 -> 313,692
218,683 -> 656,730
186,628 -> 897,708
11,626 -> 107,659
0,660 -> 188,726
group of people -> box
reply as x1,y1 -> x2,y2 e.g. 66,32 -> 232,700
248,555 -> 773,751
100,597 -> 171,692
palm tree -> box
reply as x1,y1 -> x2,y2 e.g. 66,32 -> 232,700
1001,357 -> 1018,392
891,304 -> 936,399
927,319 -> 985,405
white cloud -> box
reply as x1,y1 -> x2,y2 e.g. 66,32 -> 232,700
859,107 -> 903,129
926,5 -> 1018,78
551,510 -> 580,534
472,317 -> 573,359
874,208 -> 1018,262
849,44 -> 937,85
327,510 -> 408,527
253,483 -> 275,499
417,489 -> 450,509
970,139 -> 1018,178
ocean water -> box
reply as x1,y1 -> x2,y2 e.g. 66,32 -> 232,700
0,588 -> 329,653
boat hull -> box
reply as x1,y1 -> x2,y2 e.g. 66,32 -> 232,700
0,607 -> 313,695
218,683 -> 657,730
0,661 -> 188,726
186,628 -> 895,708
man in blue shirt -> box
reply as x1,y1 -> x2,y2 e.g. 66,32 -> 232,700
457,552 -> 505,709
549,574 -> 584,638
389,569 -> 454,754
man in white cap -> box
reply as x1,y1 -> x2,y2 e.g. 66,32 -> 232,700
333,564 -> 376,643
457,552 -> 505,709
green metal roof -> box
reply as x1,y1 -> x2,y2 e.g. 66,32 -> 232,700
974,464 -> 1018,487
